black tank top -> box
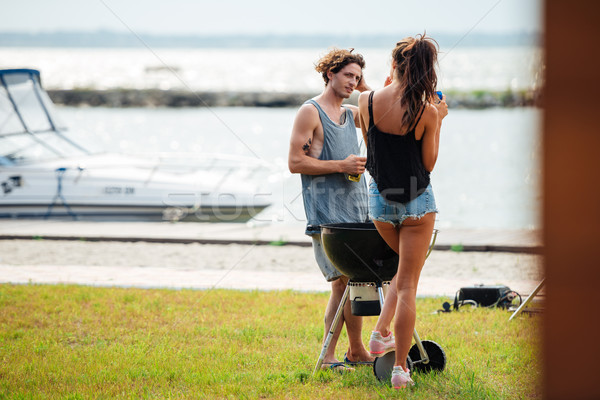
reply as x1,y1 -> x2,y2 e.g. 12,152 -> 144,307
365,91 -> 430,204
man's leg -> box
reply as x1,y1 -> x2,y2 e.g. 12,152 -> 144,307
342,277 -> 375,363
312,234 -> 346,366
312,235 -> 370,367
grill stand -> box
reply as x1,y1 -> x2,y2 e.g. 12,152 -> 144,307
312,227 -> 446,379
312,280 -> 433,376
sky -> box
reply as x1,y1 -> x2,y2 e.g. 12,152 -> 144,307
3,0 -> 542,36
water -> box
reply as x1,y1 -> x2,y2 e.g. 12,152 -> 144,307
58,105 -> 542,230
2,45 -> 542,229
0,46 -> 542,92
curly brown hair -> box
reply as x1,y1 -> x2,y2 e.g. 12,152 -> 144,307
315,48 -> 366,85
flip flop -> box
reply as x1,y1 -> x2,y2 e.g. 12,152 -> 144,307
344,353 -> 374,366
321,362 -> 355,373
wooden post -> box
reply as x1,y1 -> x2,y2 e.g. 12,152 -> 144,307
544,1 -> 600,398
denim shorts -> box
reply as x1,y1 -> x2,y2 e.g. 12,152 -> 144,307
368,179 -> 438,226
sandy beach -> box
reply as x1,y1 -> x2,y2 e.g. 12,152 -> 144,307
0,238 -> 543,298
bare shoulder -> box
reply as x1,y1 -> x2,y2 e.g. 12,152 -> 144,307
358,90 -> 373,108
424,102 -> 439,116
293,103 -> 320,128
291,102 -> 323,143
419,103 -> 438,125
358,90 -> 372,102
296,102 -> 319,119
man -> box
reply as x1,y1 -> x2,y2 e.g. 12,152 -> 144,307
288,48 -> 373,371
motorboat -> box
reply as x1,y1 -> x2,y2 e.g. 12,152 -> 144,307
0,69 -> 271,222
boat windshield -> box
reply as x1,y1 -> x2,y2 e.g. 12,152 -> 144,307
0,69 -> 89,164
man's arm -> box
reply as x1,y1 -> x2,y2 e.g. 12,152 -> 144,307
288,104 -> 365,175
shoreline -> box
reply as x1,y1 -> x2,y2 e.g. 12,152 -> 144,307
0,232 -> 542,254
48,88 -> 541,109
0,239 -> 543,297
0,220 -> 543,254
0,221 -> 543,296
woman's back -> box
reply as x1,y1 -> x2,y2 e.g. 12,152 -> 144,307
365,90 -> 430,204
370,88 -> 421,137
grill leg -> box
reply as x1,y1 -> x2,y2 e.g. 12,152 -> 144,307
313,284 -> 350,375
377,284 -> 386,309
411,329 -> 430,365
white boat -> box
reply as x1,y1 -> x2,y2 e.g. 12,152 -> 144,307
0,69 -> 271,222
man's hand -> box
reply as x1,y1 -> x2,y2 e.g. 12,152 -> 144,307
341,154 -> 367,175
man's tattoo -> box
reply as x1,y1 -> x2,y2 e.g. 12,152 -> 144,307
302,138 -> 312,153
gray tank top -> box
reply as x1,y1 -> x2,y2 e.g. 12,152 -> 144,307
301,99 -> 368,235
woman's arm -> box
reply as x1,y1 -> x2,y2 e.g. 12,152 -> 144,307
350,76 -> 372,127
421,96 -> 448,172
357,91 -> 372,146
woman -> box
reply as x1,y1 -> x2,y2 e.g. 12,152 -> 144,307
358,34 -> 448,389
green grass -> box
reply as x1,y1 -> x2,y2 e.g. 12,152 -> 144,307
0,284 -> 541,399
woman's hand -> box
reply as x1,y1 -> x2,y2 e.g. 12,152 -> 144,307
356,76 -> 371,92
434,94 -> 448,120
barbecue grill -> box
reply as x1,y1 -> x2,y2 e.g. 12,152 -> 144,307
313,222 -> 446,381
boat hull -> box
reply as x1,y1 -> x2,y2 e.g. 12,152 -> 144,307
0,68 -> 273,223
0,203 -> 268,222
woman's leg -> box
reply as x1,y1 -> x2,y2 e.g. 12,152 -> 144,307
393,213 -> 435,370
373,220 -> 400,253
372,220 -> 399,337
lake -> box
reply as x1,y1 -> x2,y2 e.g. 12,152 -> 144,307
0,46 -> 542,93
1,44 -> 542,229
58,105 -> 541,230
